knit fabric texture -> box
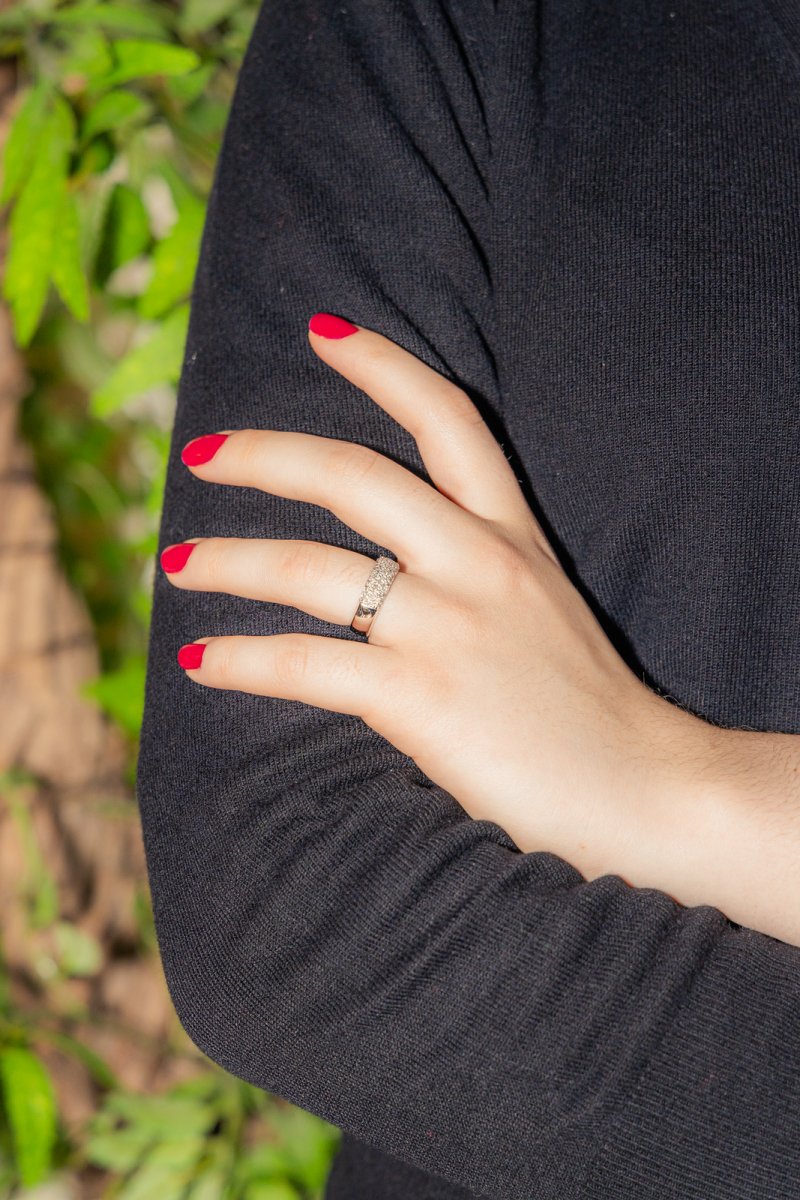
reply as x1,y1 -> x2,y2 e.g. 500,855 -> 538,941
136,1 -> 800,1196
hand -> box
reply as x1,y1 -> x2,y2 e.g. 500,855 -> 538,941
160,311 -> 699,888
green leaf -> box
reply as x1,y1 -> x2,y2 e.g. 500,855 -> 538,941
57,26 -> 114,87
51,2 -> 172,38
270,1107 -> 340,1192
225,5 -> 259,48
103,1090 -> 216,1139
80,656 -> 147,738
0,79 -> 53,205
233,1143 -> 293,1186
166,1074 -> 223,1103
164,61 -> 216,106
243,1183 -> 301,1200
117,1161 -> 197,1200
85,1127 -> 154,1173
99,182 -> 152,276
0,1047 -> 57,1188
52,920 -> 102,977
87,1129 -> 206,1177
51,189 -> 90,321
184,1134 -> 236,1197
2,94 -> 76,346
178,0 -> 241,36
75,135 -> 115,179
186,1164 -> 235,1200
143,1138 -> 208,1171
180,93 -> 229,140
103,39 -> 201,87
89,303 -> 189,416
77,174 -> 115,277
81,89 -> 152,143
138,194 -> 204,318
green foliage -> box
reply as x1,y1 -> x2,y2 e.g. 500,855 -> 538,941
3,92 -> 80,344
0,1 -> 342,1197
90,301 -> 191,416
0,78 -> 52,204
84,1077 -> 339,1199
81,654 -> 148,738
4,0 -> 254,681
0,1046 -> 58,1187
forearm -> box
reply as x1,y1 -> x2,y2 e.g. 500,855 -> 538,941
503,693 -> 800,946
653,715 -> 800,944
137,2 -> 800,1194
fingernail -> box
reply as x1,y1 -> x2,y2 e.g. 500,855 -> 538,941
178,643 -> 206,670
160,543 -> 197,573
308,312 -> 359,339
181,433 -> 229,466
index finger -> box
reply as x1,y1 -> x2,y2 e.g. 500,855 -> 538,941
307,312 -> 540,539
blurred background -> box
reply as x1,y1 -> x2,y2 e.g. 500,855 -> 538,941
0,0 -> 340,1196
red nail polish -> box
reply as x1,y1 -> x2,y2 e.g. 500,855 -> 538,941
181,433 -> 229,466
161,543 -> 197,573
178,643 -> 206,670
308,312 -> 359,339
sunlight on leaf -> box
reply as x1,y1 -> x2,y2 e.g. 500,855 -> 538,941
0,78 -> 53,205
0,1047 -> 58,1188
90,302 -> 190,416
2,94 -> 76,345
102,39 -> 201,87
51,189 -> 91,320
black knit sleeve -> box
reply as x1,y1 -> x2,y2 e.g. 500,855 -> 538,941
135,2 -> 800,1197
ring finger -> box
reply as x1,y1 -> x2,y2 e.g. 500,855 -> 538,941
160,535 -> 426,643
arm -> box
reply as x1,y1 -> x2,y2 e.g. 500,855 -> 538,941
160,320 -> 800,950
600,706 -> 800,947
136,3 -> 800,1197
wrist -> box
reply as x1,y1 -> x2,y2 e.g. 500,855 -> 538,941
624,694 -> 800,943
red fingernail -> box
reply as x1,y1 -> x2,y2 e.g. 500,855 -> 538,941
160,543 -> 197,573
178,643 -> 206,670
308,312 -> 359,339
181,433 -> 229,466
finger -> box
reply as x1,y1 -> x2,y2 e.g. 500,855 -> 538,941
180,428 -> 479,577
307,312 -> 538,536
160,536 -> 425,644
176,633 -> 393,717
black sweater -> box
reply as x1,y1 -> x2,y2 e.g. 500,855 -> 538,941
136,2 -> 800,1196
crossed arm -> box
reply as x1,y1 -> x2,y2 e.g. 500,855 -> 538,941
161,313 -> 800,946
136,1 -> 800,1197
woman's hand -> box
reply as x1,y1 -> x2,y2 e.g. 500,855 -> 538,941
161,311 -> 687,879
161,313 -> 800,940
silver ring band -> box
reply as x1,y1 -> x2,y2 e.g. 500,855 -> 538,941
350,555 -> 399,639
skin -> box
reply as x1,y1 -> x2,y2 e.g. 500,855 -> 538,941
162,319 -> 800,946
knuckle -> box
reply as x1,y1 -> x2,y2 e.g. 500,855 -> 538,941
445,382 -> 485,428
445,596 -> 484,646
480,530 -> 532,591
329,648 -> 363,687
273,636 -> 309,686
202,538 -> 229,587
421,581 -> 484,647
211,642 -> 236,686
279,540 -> 325,586
405,382 -> 481,442
327,440 -> 380,485
360,654 -> 409,729
233,428 -> 265,472
361,342 -> 395,377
